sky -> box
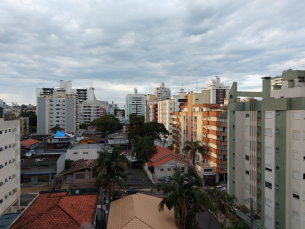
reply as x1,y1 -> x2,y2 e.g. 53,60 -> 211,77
1,0 -> 305,107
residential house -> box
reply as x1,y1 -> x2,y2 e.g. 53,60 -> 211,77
106,132 -> 128,149
67,144 -> 103,161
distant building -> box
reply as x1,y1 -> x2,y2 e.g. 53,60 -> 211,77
67,144 -> 103,161
154,82 -> 171,101
125,88 -> 147,118
107,101 -> 119,115
20,117 -> 29,139
0,112 -> 21,215
106,132 -> 128,149
201,76 -> 230,104
145,94 -> 158,122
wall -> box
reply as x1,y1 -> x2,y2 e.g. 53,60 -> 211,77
154,160 -> 188,179
65,97 -> 75,133
56,154 -> 66,175
37,97 -> 46,135
73,171 -> 95,183
67,147 -> 100,161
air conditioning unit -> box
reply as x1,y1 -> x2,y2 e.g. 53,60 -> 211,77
12,188 -> 18,193
275,129 -> 280,134
12,143 -> 16,147
12,174 -> 16,178
0,182 -> 4,186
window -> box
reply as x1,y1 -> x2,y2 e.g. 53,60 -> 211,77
265,128 -> 272,137
181,167 -> 185,173
9,129 -> 11,132
245,183 -> 250,190
293,151 -> 300,160
245,170 -> 249,175
265,181 -> 272,189
293,210 -> 300,221
293,131 -> 300,140
167,168 -> 171,171
5,130 -> 7,133
83,152 -> 88,154
276,166 -> 280,171
276,221 -> 279,227
0,130 -> 2,134
265,112 -> 272,119
73,152 -> 78,155
265,164 -> 272,172
293,112 -> 300,120
265,198 -> 272,207
293,171 -> 300,180
245,113 -> 249,118
76,174 -> 85,179
293,192 -> 300,200
160,168 -> 164,172
245,155 -> 249,160
265,146 -> 272,155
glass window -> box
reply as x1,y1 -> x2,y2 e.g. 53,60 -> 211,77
265,181 -> 272,189
265,198 -> 272,207
293,211 -> 300,221
76,174 -> 85,179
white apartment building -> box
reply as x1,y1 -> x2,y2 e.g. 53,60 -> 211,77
201,76 -> 230,104
0,110 -> 20,215
145,95 -> 158,122
158,99 -> 175,147
107,101 -> 119,115
228,70 -> 305,229
125,88 -> 147,118
154,83 -> 171,101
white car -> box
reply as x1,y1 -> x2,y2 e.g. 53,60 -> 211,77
214,186 -> 226,191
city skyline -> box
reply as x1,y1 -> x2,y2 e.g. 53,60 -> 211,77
1,0 -> 305,106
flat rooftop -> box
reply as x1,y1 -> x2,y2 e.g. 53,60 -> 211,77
71,144 -> 103,150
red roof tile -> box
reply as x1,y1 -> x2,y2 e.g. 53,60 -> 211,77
20,139 -> 39,148
10,192 -> 98,229
152,157 -> 188,168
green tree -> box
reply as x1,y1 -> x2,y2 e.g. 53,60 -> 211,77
65,159 -> 73,170
20,111 -> 37,133
182,140 -> 205,166
91,115 -> 120,138
132,136 -> 157,166
143,122 -> 169,142
79,123 -> 89,129
218,192 -> 238,228
151,166 -> 209,229
50,125 -> 63,133
127,114 -> 145,145
95,146 -> 129,199
21,104 -> 28,109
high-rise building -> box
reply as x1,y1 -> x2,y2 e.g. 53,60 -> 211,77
145,95 -> 158,122
155,83 -> 171,101
20,117 -> 29,139
228,70 -> 305,229
201,76 -> 230,104
0,108 -> 21,215
125,88 -> 147,118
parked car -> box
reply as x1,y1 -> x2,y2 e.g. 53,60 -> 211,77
125,187 -> 139,194
214,186 -> 226,191
162,178 -> 171,184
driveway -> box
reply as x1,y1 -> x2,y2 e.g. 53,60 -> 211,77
124,168 -> 153,189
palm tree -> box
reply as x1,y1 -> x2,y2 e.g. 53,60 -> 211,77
95,146 -> 129,199
151,166 -> 209,229
182,140 -> 205,166
218,192 -> 237,228
132,136 -> 157,167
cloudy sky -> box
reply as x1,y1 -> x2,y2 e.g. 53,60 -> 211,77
1,0 -> 305,107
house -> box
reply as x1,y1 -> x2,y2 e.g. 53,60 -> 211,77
144,145 -> 189,183
106,132 -> 128,149
20,139 -> 39,149
107,193 -> 176,229
45,131 -> 75,149
66,144 -> 103,161
58,159 -> 97,184
9,190 -> 98,229
20,154 -> 65,183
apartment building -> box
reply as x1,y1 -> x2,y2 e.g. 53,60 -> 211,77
158,99 -> 175,146
228,70 -> 305,229
201,76 -> 230,104
125,88 -> 147,118
145,95 -> 158,122
155,82 -> 171,101
0,109 -> 21,215
20,117 -> 29,139
107,101 -> 119,115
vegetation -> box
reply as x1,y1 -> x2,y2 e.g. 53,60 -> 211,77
95,146 -> 129,199
152,166 -> 209,229
91,114 -> 120,138
79,123 -> 89,129
132,136 -> 157,166
127,114 -> 145,145
65,159 -> 73,170
182,140 -> 205,166
50,125 -> 63,133
143,122 -> 169,142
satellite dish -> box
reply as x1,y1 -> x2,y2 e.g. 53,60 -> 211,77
75,190 -> 80,194
80,222 -> 94,229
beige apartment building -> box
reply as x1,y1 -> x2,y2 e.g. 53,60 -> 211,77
20,117 -> 29,139
145,95 -> 158,122
0,110 -> 21,215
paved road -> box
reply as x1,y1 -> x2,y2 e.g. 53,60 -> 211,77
124,168 -> 154,189
20,194 -> 38,206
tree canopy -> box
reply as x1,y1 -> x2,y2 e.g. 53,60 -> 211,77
132,136 -> 157,166
182,140 -> 205,166
91,114 -> 120,138
50,125 -> 63,133
143,122 -> 169,141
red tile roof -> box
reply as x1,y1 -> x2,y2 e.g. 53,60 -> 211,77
20,139 -> 39,148
147,146 -> 189,168
10,191 -> 98,229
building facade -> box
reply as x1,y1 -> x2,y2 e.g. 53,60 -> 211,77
154,82 -> 171,101
158,99 -> 175,147
0,112 -> 21,215
145,95 -> 158,122
201,76 -> 230,104
20,117 -> 29,139
228,70 -> 305,229
125,88 -> 147,118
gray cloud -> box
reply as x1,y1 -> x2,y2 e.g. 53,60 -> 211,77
0,0 -> 305,106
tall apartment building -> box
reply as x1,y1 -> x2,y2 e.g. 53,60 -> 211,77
145,95 -> 158,122
125,88 -> 147,118
201,76 -> 230,104
158,99 -> 175,146
20,117 -> 29,139
0,108 -> 21,215
154,82 -> 171,101
107,101 -> 119,115
228,70 -> 305,229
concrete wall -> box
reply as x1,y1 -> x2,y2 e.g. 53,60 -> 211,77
73,171 -> 95,183
154,160 -> 188,179
56,154 -> 66,175
37,97 -> 46,135
65,97 -> 75,133
67,148 -> 100,161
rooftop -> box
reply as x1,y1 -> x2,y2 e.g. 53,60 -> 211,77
20,139 -> 39,148
107,193 -> 176,229
0,213 -> 20,229
58,159 -> 97,177
10,191 -> 98,229
70,144 -> 103,150
106,132 -> 128,138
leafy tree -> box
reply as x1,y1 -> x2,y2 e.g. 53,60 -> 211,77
132,136 -> 157,166
50,125 -> 63,133
21,104 -> 28,109
95,146 -> 129,199
223,219 -> 250,229
151,166 -> 209,229
143,122 -> 169,142
79,123 -> 89,129
127,114 -> 145,145
65,159 -> 73,170
91,115 -> 120,138
218,192 -> 238,228
182,140 -> 205,166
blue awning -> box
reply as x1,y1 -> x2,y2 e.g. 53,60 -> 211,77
54,131 -> 65,137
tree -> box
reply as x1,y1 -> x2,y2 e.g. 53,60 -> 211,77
79,123 -> 89,129
91,115 -> 120,138
182,141 -> 205,166
127,114 -> 145,145
50,125 -> 63,133
21,104 -> 28,109
218,192 -> 237,228
132,136 -> 157,166
65,159 -> 73,170
95,146 -> 129,199
151,166 -> 209,229
143,122 -> 169,142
